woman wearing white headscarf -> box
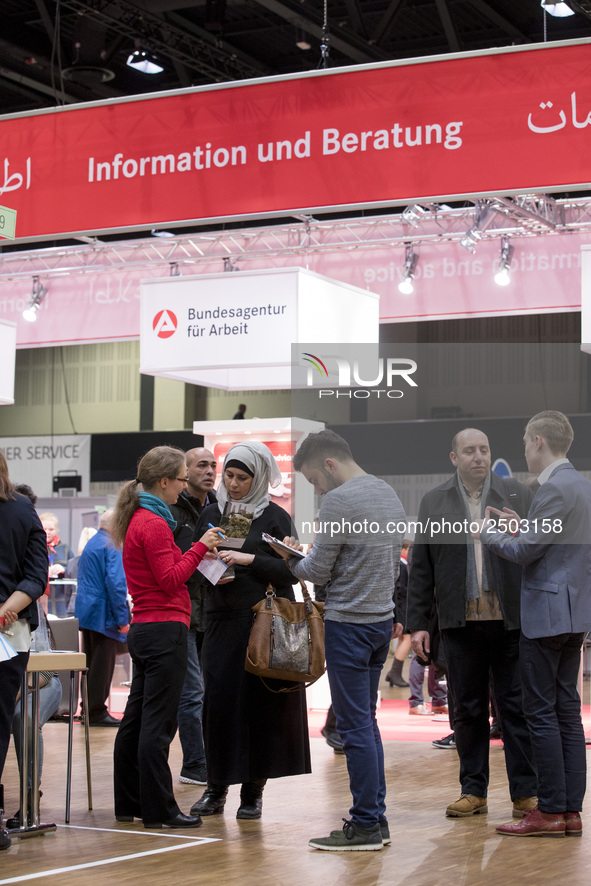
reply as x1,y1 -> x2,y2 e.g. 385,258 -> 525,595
190,442 -> 311,821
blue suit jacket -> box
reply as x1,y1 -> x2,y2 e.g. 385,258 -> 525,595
75,528 -> 128,641
481,463 -> 591,639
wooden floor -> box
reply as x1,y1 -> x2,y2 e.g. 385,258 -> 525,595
1,667 -> 590,886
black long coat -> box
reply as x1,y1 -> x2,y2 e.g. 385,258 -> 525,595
194,501 -> 311,785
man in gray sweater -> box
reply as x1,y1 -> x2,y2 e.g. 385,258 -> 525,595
277,430 -> 405,851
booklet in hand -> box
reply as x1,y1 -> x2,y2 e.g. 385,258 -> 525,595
219,501 -> 254,549
262,532 -> 306,559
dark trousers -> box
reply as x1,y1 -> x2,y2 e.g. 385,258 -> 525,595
520,631 -> 587,814
0,651 -> 29,780
441,622 -> 537,800
114,622 -> 188,825
81,629 -> 120,721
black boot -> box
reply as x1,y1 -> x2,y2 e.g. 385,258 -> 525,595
385,658 -> 409,688
236,779 -> 266,820
190,783 -> 229,816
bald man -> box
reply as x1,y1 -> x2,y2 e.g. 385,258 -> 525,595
406,429 -> 537,820
170,448 -> 218,786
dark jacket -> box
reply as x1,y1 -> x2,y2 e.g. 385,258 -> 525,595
406,472 -> 532,634
170,488 -> 217,630
0,493 -> 48,630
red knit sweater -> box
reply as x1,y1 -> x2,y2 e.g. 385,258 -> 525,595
123,508 -> 208,627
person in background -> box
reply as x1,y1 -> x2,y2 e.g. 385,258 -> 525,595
39,512 -> 74,579
7,603 -> 62,828
232,404 -> 246,420
111,446 -> 222,830
190,442 -> 310,822
40,512 -> 74,617
75,510 -> 129,727
385,541 -> 412,688
64,526 -> 98,614
14,484 -> 37,506
0,455 -> 48,852
169,447 -> 217,786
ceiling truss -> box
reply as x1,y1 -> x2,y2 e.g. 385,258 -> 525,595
2,196 -> 591,282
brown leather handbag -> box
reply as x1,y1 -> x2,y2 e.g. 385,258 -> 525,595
245,580 -> 325,691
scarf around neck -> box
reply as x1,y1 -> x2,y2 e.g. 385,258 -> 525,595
138,492 -> 177,531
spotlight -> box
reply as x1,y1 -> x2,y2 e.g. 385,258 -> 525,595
494,239 -> 514,287
126,47 -> 163,74
460,229 -> 481,253
460,202 -> 497,253
22,276 -> 47,323
540,1 -> 575,16
151,229 -> 175,238
402,205 -> 429,227
398,244 -> 418,295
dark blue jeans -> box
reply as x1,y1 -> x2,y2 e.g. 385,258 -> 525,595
177,627 -> 206,769
324,619 -> 392,829
520,631 -> 587,813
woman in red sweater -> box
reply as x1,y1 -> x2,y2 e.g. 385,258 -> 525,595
111,445 -> 222,829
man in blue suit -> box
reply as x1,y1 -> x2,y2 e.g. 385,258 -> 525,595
480,411 -> 591,837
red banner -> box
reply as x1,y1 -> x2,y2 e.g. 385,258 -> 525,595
2,40 -> 591,241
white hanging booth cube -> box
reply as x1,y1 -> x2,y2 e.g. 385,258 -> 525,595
0,320 -> 17,405
139,267 -> 379,389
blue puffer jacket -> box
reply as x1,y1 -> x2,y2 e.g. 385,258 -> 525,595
75,529 -> 128,641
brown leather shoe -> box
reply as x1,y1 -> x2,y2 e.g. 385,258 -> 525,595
565,812 -> 582,836
446,794 -> 488,817
496,808 -> 565,837
512,796 -> 538,818
431,704 -> 449,714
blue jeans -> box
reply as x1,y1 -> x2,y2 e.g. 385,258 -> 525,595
177,627 -> 206,768
12,676 -> 62,790
324,619 -> 392,829
520,632 -> 587,813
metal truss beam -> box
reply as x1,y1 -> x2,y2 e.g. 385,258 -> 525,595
1,196 -> 590,282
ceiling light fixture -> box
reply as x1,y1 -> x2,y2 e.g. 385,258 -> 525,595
398,244 -> 419,295
23,276 -> 47,322
460,201 -> 497,253
126,43 -> 164,74
493,238 -> 515,287
540,1 -> 575,16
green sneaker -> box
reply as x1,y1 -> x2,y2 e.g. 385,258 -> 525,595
309,819 -> 383,851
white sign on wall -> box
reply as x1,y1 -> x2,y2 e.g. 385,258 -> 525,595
0,434 -> 91,498
139,267 -> 379,390
0,320 -> 16,405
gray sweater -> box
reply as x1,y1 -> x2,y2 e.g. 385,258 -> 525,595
290,474 -> 406,624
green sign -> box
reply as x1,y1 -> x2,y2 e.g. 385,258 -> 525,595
0,205 -> 17,240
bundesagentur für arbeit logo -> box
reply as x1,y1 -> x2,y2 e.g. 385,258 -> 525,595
153,310 -> 178,338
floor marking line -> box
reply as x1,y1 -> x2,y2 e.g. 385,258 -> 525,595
0,839 -> 220,884
57,823 -> 213,840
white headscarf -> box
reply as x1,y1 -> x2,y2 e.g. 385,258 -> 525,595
216,441 -> 282,519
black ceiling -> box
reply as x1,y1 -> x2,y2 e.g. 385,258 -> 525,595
1,1 -> 591,116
